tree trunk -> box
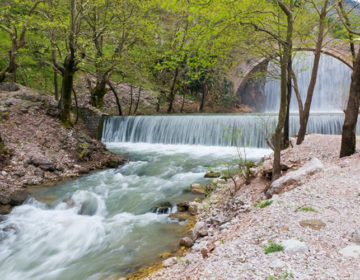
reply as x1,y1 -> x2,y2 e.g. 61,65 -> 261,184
59,54 -> 76,127
54,71 -> 59,100
272,0 -> 293,180
167,67 -> 179,113
199,84 -> 207,112
340,50 -> 360,157
91,78 -> 107,108
128,85 -> 133,115
180,90 -> 186,113
107,80 -> 123,116
134,86 -> 141,115
283,55 -> 292,148
296,2 -> 328,145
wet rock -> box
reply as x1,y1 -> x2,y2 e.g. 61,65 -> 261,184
63,197 -> 76,208
29,156 -> 56,172
9,190 -> 29,206
176,202 -> 189,212
179,237 -> 193,248
190,183 -> 206,195
162,257 -> 177,267
281,239 -> 308,254
204,171 -> 221,178
340,244 -> 360,258
152,201 -> 172,214
299,219 -> 326,231
192,221 -> 208,239
169,212 -> 190,221
78,196 -> 98,216
266,158 -> 323,197
0,205 -> 11,215
159,252 -> 171,259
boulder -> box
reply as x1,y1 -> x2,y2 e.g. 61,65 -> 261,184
162,257 -> 177,268
192,221 -> 208,239
190,183 -> 206,195
204,171 -> 221,178
176,202 -> 189,212
0,82 -> 20,92
179,237 -> 193,248
9,190 -> 29,206
266,158 -> 323,197
188,202 -> 198,216
299,219 -> 326,231
281,239 -> 308,254
340,244 -> 360,258
29,156 -> 56,172
0,204 -> 11,215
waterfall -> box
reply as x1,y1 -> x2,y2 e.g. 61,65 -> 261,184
102,114 -> 359,148
265,53 -> 352,112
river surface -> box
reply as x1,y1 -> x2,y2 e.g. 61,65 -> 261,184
0,142 -> 271,280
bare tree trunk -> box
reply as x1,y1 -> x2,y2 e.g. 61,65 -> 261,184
54,71 -> 59,100
283,53 -> 292,148
167,67 -> 179,113
199,84 -> 207,112
292,68 -> 305,131
297,1 -> 328,145
134,86 -> 141,115
180,90 -> 186,113
128,85 -> 133,115
272,0 -> 293,180
107,80 -> 123,116
72,87 -> 79,124
340,50 -> 360,157
59,54 -> 76,127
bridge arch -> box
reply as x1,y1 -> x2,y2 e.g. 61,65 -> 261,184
231,47 -> 353,112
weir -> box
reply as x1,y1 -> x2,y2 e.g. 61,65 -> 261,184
102,113 -> 359,148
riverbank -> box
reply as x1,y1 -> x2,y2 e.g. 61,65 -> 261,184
146,134 -> 360,280
0,84 -> 126,214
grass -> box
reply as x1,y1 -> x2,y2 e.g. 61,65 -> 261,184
300,206 -> 317,212
263,241 -> 284,254
254,200 -> 273,209
267,272 -> 294,280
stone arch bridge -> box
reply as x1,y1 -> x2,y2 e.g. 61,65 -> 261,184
230,40 -> 354,112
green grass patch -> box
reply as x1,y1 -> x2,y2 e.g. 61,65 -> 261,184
254,200 -> 273,209
300,206 -> 317,212
263,241 -> 284,254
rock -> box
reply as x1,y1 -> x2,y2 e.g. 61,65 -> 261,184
162,257 -> 177,268
201,248 -> 208,258
340,244 -> 360,258
176,202 -> 189,212
159,252 -> 171,259
29,156 -> 56,172
299,219 -> 326,230
190,183 -> 206,195
169,212 -> 190,221
281,239 -> 308,254
353,228 -> 360,244
0,82 -> 20,92
9,190 -> 29,206
152,201 -> 172,214
179,237 -> 193,248
204,171 -> 221,178
188,202 -> 198,216
266,158 -> 324,196
192,221 -> 208,239
1,171 -> 7,176
0,204 -> 11,215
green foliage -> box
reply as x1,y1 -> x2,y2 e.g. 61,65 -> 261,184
263,241 -> 284,254
267,272 -> 294,280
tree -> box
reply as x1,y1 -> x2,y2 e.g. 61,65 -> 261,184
337,0 -> 360,157
0,0 -> 43,83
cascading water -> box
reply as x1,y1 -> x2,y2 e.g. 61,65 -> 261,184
102,113 -> 359,149
265,53 -> 352,112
